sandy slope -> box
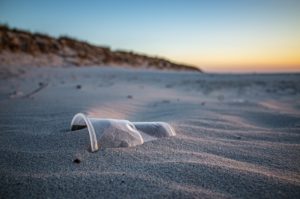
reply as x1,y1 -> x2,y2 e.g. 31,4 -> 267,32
0,25 -> 201,72
0,66 -> 300,198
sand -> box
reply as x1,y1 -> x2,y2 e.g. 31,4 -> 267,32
0,66 -> 300,198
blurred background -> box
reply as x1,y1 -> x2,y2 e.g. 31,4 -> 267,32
1,0 -> 299,73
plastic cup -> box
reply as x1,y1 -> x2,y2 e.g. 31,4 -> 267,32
70,113 -> 176,152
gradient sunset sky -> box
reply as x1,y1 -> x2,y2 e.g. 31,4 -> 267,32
1,0 -> 299,72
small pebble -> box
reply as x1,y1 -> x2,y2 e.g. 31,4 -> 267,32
73,158 -> 81,164
162,100 -> 170,103
76,85 -> 82,89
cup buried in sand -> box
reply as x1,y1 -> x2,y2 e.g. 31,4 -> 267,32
70,113 -> 176,152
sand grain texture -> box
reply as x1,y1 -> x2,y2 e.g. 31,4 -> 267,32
0,67 -> 300,198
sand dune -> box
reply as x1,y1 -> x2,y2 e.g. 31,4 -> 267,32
0,25 -> 201,72
0,66 -> 300,198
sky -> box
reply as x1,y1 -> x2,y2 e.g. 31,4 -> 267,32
1,0 -> 300,73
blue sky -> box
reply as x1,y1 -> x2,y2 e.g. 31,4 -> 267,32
1,0 -> 300,72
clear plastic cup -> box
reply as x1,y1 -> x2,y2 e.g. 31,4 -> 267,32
70,113 -> 176,152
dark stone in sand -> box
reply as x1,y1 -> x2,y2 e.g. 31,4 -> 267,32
76,85 -> 82,89
73,158 -> 81,164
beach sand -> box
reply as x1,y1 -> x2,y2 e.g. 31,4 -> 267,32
0,66 -> 300,198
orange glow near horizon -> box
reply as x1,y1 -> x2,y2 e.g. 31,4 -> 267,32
2,0 -> 300,73
167,46 -> 300,73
